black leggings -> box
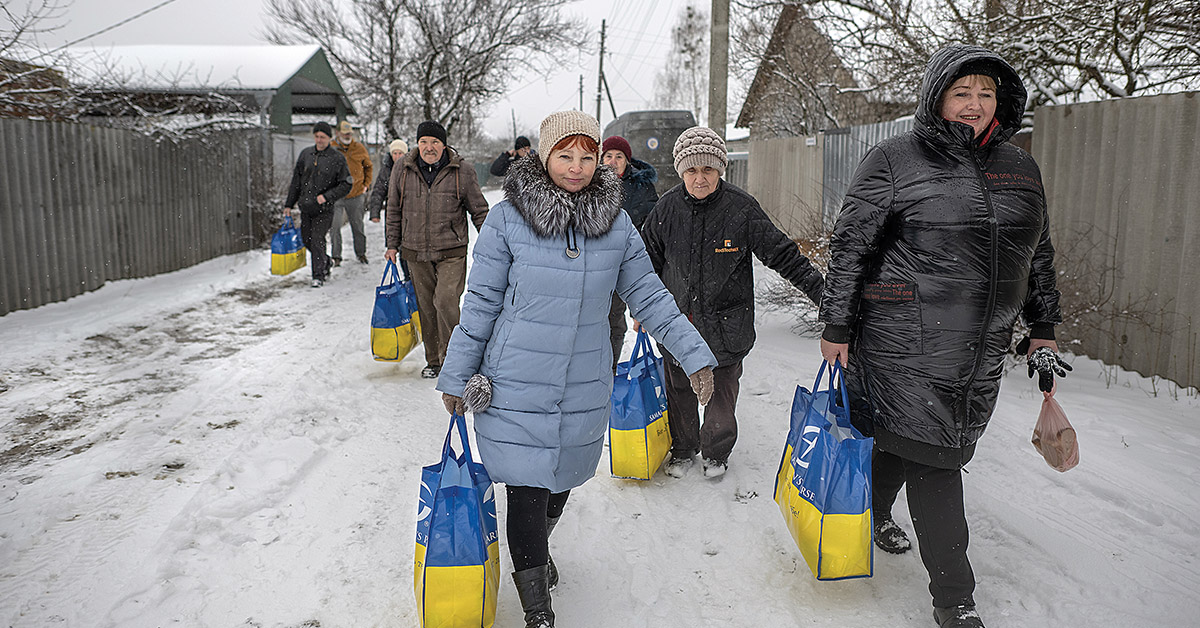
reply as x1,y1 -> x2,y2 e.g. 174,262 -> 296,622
506,485 -> 570,571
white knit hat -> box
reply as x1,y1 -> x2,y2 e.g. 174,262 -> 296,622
538,110 -> 601,168
389,139 -> 408,153
673,126 -> 728,176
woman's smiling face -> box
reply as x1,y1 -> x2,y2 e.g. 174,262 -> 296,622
940,74 -> 998,138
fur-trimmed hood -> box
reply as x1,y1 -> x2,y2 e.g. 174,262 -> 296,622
502,155 -> 623,238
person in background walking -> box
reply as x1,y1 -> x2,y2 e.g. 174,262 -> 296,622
385,120 -> 489,378
331,120 -> 373,265
437,111 -> 715,628
600,135 -> 658,371
819,45 -> 1068,628
283,121 -> 352,288
489,135 -> 533,179
640,126 -> 824,479
367,139 -> 407,225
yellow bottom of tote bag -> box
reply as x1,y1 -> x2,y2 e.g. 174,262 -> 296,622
415,413 -> 500,627
371,260 -> 423,362
773,360 -> 873,580
609,330 -> 672,480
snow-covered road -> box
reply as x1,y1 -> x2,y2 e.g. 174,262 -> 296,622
2,211 -> 1197,628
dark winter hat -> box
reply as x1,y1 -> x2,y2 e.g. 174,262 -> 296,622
416,120 -> 447,144
312,121 -> 333,138
673,126 -> 727,177
952,59 -> 1003,88
514,135 -> 531,150
602,136 -> 632,161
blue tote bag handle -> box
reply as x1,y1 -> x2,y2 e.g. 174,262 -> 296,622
810,360 -> 854,433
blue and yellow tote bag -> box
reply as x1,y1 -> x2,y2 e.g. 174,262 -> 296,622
270,216 -> 305,275
415,412 -> 500,628
609,329 -> 672,480
371,260 -> 422,362
773,360 -> 873,580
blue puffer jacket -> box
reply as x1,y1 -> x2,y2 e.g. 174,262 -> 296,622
438,156 -> 716,493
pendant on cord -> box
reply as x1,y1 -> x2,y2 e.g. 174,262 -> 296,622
565,247 -> 580,259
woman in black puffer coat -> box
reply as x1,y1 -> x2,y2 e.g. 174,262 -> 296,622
820,45 -> 1067,628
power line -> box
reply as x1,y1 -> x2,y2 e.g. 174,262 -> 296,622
34,0 -> 182,60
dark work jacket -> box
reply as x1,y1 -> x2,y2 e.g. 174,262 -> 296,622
366,151 -> 395,220
642,180 -> 824,367
820,44 -> 1062,469
285,145 -> 352,215
619,158 -> 659,229
490,150 -> 537,178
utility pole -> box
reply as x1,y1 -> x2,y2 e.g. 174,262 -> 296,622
707,0 -> 729,139
510,108 -> 517,140
579,75 -> 584,110
596,19 -> 606,125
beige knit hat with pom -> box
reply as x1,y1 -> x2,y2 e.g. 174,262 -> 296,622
538,110 -> 601,168
673,126 -> 728,176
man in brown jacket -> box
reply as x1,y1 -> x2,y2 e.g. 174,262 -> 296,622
332,120 -> 373,265
385,120 -> 489,378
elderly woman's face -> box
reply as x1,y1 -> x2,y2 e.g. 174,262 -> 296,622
602,149 -> 628,176
940,74 -> 998,138
548,144 -> 597,193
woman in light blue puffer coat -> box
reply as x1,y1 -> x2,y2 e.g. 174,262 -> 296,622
437,111 -> 716,628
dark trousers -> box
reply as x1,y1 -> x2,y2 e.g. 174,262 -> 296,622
300,209 -> 333,280
608,293 -> 628,373
506,486 -> 571,571
406,255 -> 467,368
874,447 -> 976,608
662,358 -> 743,463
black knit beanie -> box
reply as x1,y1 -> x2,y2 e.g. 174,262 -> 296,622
416,120 -> 448,144
312,121 -> 333,137
515,135 -> 531,150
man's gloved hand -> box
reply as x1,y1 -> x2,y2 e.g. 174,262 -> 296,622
689,366 -> 714,406
1027,346 -> 1072,393
442,392 -> 466,416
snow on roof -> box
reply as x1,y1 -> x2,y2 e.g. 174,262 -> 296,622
59,44 -> 324,91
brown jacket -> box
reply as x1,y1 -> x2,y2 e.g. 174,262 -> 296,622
333,137 -> 373,198
386,147 -> 489,261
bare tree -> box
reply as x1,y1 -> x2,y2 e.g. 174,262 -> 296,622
653,4 -> 709,123
734,0 -> 1200,116
264,0 -> 588,141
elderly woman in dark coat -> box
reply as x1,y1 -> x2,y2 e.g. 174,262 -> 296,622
819,44 -> 1070,628
600,135 -> 659,371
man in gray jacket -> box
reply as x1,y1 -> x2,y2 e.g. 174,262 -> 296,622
385,120 -> 489,378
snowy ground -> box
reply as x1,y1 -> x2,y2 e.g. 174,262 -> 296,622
2,195 -> 1198,628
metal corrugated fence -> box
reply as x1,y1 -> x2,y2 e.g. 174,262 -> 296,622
0,118 -> 256,316
747,135 -> 824,239
1034,92 -> 1200,390
822,117 -> 914,230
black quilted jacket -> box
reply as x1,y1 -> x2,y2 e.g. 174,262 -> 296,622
820,44 -> 1062,468
642,180 -> 824,367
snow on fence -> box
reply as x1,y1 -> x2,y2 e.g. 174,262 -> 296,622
1034,91 -> 1200,392
0,118 -> 258,316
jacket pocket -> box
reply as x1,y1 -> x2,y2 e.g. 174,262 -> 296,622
715,303 -> 754,356
856,282 -> 923,355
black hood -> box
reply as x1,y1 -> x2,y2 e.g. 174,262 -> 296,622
502,155 -> 623,238
915,44 -> 1027,148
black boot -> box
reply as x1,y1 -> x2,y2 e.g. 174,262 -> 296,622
933,604 -> 984,628
546,516 -> 560,590
874,513 -> 912,554
512,564 -> 554,628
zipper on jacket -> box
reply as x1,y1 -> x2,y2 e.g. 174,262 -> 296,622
959,151 -> 1000,454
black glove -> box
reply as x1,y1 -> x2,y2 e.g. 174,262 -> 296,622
1027,346 -> 1072,393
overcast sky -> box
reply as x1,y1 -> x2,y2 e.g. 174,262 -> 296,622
26,0 -> 720,138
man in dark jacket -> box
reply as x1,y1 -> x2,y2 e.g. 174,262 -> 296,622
284,121 -> 352,288
385,120 -> 489,378
602,135 -> 659,371
641,126 -> 824,479
489,135 -> 533,179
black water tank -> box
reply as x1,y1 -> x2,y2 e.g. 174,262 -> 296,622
602,110 -> 697,196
